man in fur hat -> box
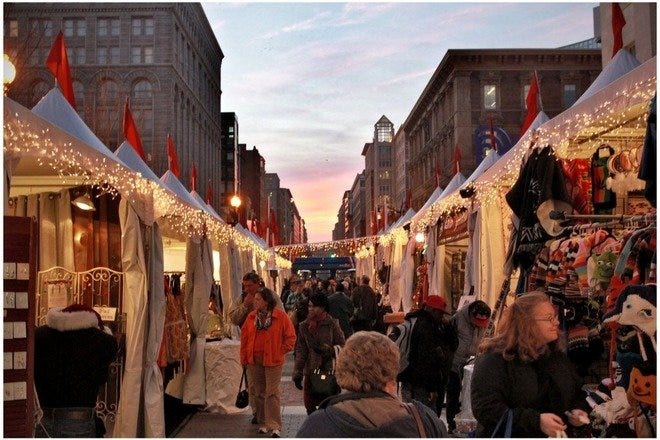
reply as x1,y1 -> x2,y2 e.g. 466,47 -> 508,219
34,304 -> 118,437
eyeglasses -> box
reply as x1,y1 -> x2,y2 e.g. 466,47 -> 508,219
535,314 -> 559,323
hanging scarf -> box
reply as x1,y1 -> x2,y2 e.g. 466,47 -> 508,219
255,309 -> 272,330
307,311 -> 328,334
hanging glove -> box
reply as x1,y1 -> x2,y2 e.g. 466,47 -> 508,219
293,372 -> 303,390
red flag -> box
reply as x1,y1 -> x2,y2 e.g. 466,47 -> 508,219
46,31 -> 76,109
488,114 -> 498,152
190,163 -> 197,192
611,3 -> 626,56
453,145 -> 462,174
434,158 -> 442,188
123,99 -> 146,160
166,134 -> 180,178
520,71 -> 539,136
205,180 -> 213,205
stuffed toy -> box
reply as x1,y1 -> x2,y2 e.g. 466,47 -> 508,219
603,284 -> 656,340
589,251 -> 618,288
627,362 -> 656,407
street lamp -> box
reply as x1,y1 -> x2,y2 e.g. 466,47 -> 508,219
4,54 -> 16,94
230,194 -> 241,226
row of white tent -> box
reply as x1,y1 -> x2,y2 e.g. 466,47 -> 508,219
4,87 -> 291,437
356,50 -> 655,313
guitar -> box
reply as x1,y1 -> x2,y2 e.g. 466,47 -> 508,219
484,276 -> 512,337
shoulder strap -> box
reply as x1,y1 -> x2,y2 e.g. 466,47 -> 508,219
404,402 -> 426,438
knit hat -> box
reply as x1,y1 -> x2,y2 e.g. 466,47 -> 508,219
425,295 -> 447,313
603,284 -> 656,337
309,293 -> 329,311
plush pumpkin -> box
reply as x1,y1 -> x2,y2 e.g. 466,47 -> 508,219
627,364 -> 656,407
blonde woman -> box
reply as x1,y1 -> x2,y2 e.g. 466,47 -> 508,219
471,292 -> 589,437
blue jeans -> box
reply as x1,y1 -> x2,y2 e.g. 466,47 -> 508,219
35,407 -> 97,438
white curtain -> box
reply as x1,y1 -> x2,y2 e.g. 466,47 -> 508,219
463,210 -> 479,295
387,236 -> 407,312
430,243 -> 446,298
142,222 -> 166,437
182,235 -> 213,404
474,200 -> 509,308
38,190 -> 74,271
401,237 -> 417,313
219,241 -> 233,321
427,224 -> 438,295
114,200 -> 149,437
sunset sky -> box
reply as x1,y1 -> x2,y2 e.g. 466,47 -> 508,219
202,2 -> 597,243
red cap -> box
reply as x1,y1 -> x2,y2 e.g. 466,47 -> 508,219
425,295 -> 447,312
62,303 -> 104,330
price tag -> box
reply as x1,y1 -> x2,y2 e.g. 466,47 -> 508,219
16,263 -> 30,280
4,352 -> 13,369
93,306 -> 117,322
13,351 -> 26,370
15,292 -> 28,309
13,322 -> 26,339
4,292 -> 15,309
4,322 -> 14,339
3,262 -> 16,280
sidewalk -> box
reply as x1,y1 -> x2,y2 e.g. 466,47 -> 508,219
173,353 -> 307,438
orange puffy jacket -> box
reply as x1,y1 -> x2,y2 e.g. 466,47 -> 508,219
240,307 -> 296,367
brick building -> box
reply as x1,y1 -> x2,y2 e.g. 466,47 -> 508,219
238,144 -> 265,232
362,115 -> 395,234
4,2 -> 225,211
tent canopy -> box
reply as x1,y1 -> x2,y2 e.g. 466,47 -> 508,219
574,49 -> 641,106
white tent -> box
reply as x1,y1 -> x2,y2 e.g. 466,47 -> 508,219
190,189 -> 222,221
462,149 -> 500,187
160,170 -> 210,213
387,207 -> 416,231
574,49 -> 641,106
437,172 -> 466,200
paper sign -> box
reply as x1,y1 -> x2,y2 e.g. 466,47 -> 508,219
93,306 -> 117,322
13,352 -> 26,370
15,292 -> 28,309
3,262 -> 16,280
4,292 -> 15,309
13,322 -> 26,339
4,352 -> 13,369
47,284 -> 68,309
16,263 -> 30,280
4,383 -> 14,401
13,382 -> 26,400
4,322 -> 13,339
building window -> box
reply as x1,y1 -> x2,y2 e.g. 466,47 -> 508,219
44,20 -> 53,36
98,19 -> 108,36
563,84 -> 577,108
64,18 -> 85,37
73,47 -> 85,64
98,46 -> 119,65
132,80 -> 153,100
132,17 -> 154,36
97,47 -> 107,64
144,46 -> 153,63
73,81 -> 84,113
98,79 -> 119,104
98,18 -> 120,37
484,85 -> 497,109
131,46 -> 154,64
8,20 -> 18,37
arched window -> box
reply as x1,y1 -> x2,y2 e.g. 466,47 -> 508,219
131,79 -> 152,101
98,79 -> 119,106
95,79 -> 121,148
31,80 -> 50,107
73,81 -> 84,115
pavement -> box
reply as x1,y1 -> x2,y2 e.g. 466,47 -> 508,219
173,353 -> 308,438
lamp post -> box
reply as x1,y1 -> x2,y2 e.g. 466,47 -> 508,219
4,54 -> 16,95
230,194 -> 241,226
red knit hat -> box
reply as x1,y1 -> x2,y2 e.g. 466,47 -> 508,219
62,303 -> 104,330
425,295 -> 447,312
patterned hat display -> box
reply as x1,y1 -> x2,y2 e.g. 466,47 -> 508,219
603,284 -> 656,338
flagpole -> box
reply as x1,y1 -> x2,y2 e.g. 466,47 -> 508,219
535,70 -> 543,112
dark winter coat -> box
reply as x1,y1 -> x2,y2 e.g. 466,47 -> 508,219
351,285 -> 379,322
471,349 -> 586,438
327,292 -> 354,339
397,308 -> 458,390
295,390 -> 447,438
294,314 -> 345,375
450,306 -> 486,374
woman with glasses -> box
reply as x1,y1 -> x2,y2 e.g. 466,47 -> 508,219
471,292 -> 590,437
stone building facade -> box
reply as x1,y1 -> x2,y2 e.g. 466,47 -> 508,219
362,115 -> 395,234
4,2 -> 224,211
402,48 -> 602,209
596,2 -> 656,64
348,171 -> 366,239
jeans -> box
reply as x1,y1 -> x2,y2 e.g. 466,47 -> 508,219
35,407 -> 96,438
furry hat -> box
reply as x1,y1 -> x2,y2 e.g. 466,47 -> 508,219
603,284 -> 656,337
47,304 -> 112,335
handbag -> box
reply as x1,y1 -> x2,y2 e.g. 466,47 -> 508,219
491,408 -> 513,438
308,345 -> 341,400
235,367 -> 249,409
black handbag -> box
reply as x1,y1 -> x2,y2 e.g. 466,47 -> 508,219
235,367 -> 249,409
308,368 -> 340,400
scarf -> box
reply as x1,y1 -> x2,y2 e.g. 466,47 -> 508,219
255,309 -> 272,330
307,311 -> 328,334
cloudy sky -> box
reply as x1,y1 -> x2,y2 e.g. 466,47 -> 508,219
202,1 -> 597,243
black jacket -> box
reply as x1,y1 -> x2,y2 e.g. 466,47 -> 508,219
294,314 -> 345,375
471,349 -> 586,438
327,292 -> 354,339
397,309 -> 458,389
295,390 -> 447,438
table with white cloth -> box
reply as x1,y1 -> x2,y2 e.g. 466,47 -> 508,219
204,338 -> 248,413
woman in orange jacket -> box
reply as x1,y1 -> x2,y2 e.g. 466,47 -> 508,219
240,287 -> 296,438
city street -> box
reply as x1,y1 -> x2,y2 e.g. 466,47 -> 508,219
173,353 -> 307,438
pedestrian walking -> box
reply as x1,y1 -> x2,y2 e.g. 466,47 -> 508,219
295,331 -> 447,437
327,282 -> 354,339
446,300 -> 491,432
399,295 -> 458,416
292,293 -> 346,414
350,275 -> 379,331
240,288 -> 296,438
471,292 -> 590,437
